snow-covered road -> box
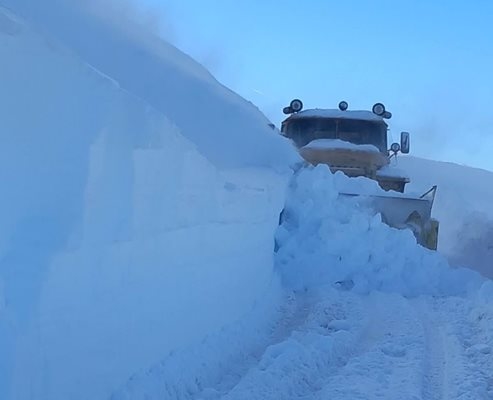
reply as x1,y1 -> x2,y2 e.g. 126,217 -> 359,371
113,287 -> 493,400
222,292 -> 492,400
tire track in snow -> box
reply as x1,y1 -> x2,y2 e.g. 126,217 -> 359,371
414,297 -> 447,400
441,296 -> 493,400
414,296 -> 493,400
472,304 -> 493,398
311,292 -> 425,400
217,290 -> 427,400
192,290 -> 320,400
212,288 -> 370,400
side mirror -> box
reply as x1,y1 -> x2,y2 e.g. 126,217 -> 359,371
400,132 -> 410,154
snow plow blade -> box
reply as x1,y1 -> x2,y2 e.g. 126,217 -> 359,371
340,186 -> 439,250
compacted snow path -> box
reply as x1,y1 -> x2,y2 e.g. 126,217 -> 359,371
173,290 -> 492,400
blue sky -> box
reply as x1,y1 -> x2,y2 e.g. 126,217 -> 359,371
141,0 -> 493,171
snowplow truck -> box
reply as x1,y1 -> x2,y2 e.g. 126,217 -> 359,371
279,99 -> 439,250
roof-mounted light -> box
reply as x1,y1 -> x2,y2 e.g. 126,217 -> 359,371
338,101 -> 348,111
290,99 -> 303,113
372,102 -> 386,116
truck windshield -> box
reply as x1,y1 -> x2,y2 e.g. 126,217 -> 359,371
284,118 -> 387,152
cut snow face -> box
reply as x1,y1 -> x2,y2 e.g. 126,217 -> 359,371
275,165 -> 483,297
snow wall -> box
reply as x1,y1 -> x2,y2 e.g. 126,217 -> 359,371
0,6 -> 295,400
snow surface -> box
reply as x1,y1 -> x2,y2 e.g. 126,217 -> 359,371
287,108 -> 385,122
302,138 -> 380,153
1,2 -> 493,400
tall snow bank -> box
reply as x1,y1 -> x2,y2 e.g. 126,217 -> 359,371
0,7 -> 292,400
275,165 -> 484,297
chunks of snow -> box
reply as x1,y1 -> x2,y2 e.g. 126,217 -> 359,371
275,165 -> 483,297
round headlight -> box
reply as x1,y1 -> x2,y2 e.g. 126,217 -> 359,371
390,143 -> 400,153
290,99 -> 303,112
372,102 -> 386,116
338,101 -> 348,111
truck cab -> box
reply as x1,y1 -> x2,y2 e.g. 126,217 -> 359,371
280,100 -> 410,193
